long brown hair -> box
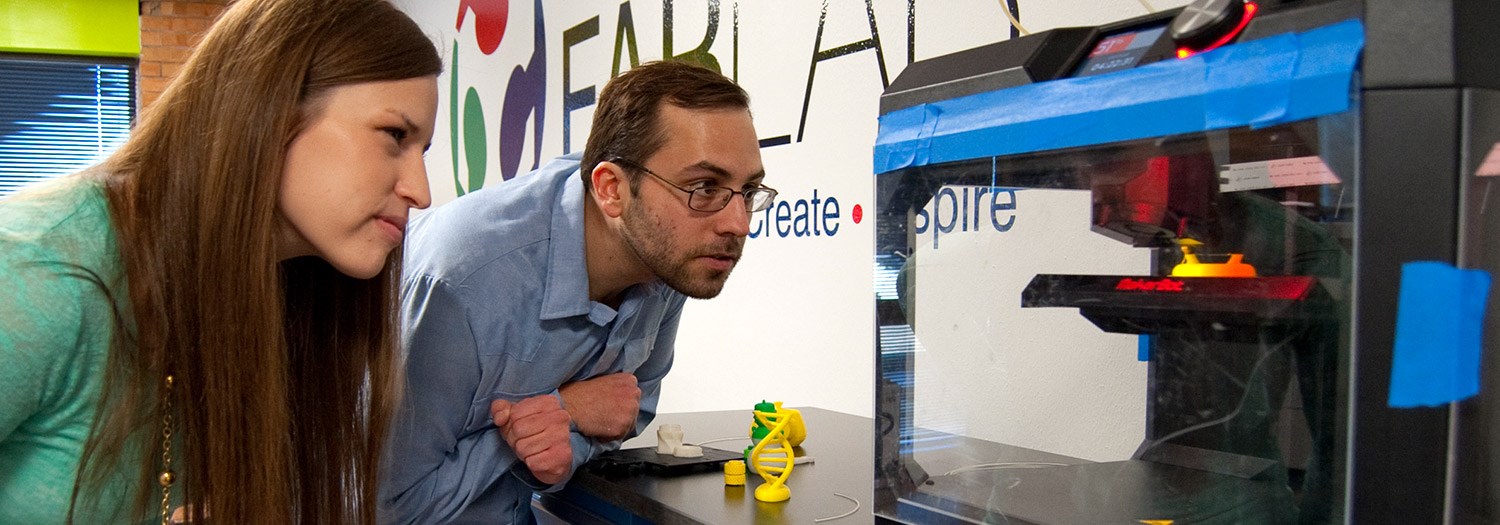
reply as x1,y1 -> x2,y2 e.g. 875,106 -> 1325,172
71,0 -> 440,522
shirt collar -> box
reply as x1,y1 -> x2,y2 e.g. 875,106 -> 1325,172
538,153 -> 620,324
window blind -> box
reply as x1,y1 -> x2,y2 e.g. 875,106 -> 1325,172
0,56 -> 134,198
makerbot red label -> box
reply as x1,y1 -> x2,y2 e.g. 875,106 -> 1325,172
1115,277 -> 1186,292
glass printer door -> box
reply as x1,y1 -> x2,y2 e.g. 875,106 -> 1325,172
874,108 -> 1356,524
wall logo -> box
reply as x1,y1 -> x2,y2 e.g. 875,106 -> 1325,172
451,0 -> 547,196
445,0 -> 923,242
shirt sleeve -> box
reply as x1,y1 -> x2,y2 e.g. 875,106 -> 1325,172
0,256 -> 90,443
379,274 -> 517,524
551,292 -> 686,485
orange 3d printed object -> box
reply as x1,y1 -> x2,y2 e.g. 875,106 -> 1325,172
1169,238 -> 1257,277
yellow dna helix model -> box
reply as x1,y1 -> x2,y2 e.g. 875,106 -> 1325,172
745,401 -> 806,502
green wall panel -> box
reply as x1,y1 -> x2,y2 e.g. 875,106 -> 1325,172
0,0 -> 140,57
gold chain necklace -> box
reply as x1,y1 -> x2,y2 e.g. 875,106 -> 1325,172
158,374 -> 175,525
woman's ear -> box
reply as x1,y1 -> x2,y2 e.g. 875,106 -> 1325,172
590,161 -> 629,219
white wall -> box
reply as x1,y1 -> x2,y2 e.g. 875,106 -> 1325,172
393,0 -> 1189,436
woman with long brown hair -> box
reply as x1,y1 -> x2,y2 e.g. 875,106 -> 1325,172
0,0 -> 440,522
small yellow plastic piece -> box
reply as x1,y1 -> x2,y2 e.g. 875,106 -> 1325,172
1169,238 -> 1256,277
782,406 -> 806,447
724,460 -> 746,486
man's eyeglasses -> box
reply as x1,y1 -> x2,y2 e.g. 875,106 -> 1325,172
611,157 -> 778,213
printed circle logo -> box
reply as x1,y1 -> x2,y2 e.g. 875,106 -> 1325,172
456,0 -> 508,55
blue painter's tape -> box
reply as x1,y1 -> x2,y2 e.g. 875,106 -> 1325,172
1202,31 -> 1296,128
873,19 -> 1365,174
1388,261 -> 1492,408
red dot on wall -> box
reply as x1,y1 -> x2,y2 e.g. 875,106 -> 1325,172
852,204 -> 863,224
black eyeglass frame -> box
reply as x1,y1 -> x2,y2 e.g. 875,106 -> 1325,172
610,157 -> 778,213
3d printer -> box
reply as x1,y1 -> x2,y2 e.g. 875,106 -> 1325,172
873,0 -> 1499,523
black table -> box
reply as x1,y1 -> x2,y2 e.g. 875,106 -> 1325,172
536,407 -> 874,524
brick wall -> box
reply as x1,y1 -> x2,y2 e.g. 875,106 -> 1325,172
137,0 -> 232,109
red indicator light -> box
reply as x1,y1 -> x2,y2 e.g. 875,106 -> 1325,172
1175,1 -> 1259,60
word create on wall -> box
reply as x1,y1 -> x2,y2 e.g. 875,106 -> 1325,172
750,189 -> 841,239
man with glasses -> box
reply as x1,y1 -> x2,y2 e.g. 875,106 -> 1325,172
380,61 -> 773,524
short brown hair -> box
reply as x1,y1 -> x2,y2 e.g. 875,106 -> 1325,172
581,60 -> 750,190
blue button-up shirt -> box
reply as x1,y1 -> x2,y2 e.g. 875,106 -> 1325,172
379,153 -> 685,524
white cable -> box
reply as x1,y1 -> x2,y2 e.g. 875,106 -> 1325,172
690,436 -> 750,447
1137,0 -> 1157,12
999,1 -> 1030,36
813,492 -> 861,522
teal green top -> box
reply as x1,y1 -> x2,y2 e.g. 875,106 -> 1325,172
0,176 -> 138,522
